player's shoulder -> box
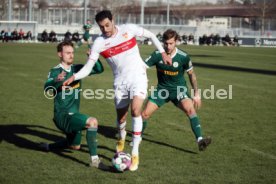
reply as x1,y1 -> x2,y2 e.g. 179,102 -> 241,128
120,24 -> 136,28
94,35 -> 105,43
176,48 -> 191,64
48,64 -> 61,75
51,64 -> 62,71
120,24 -> 140,32
149,50 -> 162,60
153,50 -> 161,55
176,48 -> 189,58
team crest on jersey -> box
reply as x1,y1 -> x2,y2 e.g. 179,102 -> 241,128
122,32 -> 128,39
173,62 -> 179,68
159,60 -> 163,64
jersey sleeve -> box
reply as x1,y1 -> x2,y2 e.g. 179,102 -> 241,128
126,24 -> 144,37
183,55 -> 193,72
89,38 -> 102,61
44,69 -> 62,91
74,60 -> 103,76
144,51 -> 159,67
73,39 -> 103,81
126,24 -> 165,53
90,59 -> 104,75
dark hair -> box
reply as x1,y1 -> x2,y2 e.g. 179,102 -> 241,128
95,10 -> 113,23
163,29 -> 180,41
57,41 -> 74,52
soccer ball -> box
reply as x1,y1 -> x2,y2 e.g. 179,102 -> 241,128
112,152 -> 131,172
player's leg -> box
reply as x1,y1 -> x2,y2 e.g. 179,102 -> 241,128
67,113 -> 107,169
115,104 -> 129,152
66,131 -> 82,150
128,95 -> 144,171
128,73 -> 149,171
85,117 -> 100,165
141,87 -> 167,134
141,100 -> 159,133
129,98 -> 160,147
177,99 -> 211,151
114,81 -> 131,152
40,116 -> 70,151
87,36 -> 93,49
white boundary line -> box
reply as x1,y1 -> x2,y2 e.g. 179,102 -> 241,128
243,146 -> 276,160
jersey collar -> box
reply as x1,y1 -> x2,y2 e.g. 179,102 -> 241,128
170,47 -> 178,59
59,63 -> 72,72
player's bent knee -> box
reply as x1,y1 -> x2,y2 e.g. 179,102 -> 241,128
131,109 -> 141,117
86,117 -> 98,128
186,108 -> 196,116
69,145 -> 81,150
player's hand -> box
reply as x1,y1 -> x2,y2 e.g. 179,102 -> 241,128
63,75 -> 75,86
193,94 -> 202,110
161,52 -> 172,65
55,71 -> 66,82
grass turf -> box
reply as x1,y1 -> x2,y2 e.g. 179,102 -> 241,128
0,43 -> 275,184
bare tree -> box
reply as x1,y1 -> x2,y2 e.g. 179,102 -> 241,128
246,0 -> 276,34
37,0 -> 48,9
51,0 -> 74,8
16,0 -> 28,8
0,0 -> 8,20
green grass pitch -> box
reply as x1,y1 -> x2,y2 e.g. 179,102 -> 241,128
0,43 -> 275,184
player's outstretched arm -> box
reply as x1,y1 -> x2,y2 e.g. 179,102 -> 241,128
142,28 -> 172,65
74,60 -> 104,76
187,69 -> 201,109
63,59 -> 95,86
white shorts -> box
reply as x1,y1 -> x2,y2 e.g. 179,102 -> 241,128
114,72 -> 148,109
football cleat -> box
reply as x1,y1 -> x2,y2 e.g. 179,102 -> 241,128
116,139 -> 125,153
198,136 -> 212,151
90,158 -> 109,170
129,155 -> 139,171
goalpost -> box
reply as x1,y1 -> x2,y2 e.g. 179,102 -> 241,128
0,21 -> 38,41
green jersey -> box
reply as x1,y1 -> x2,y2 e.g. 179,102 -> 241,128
44,60 -> 103,115
145,48 -> 193,90
83,24 -> 92,41
83,24 -> 92,31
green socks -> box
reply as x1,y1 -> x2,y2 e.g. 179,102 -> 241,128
86,128 -> 98,156
142,120 -> 148,134
189,115 -> 202,139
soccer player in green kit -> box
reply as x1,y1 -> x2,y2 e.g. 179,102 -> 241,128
142,29 -> 211,151
41,41 -> 107,168
76,20 -> 93,48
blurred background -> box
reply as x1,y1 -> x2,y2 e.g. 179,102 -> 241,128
0,0 -> 276,46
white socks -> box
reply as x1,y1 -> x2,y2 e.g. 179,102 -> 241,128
197,137 -> 203,143
131,116 -> 143,156
117,121 -> 126,140
91,155 -> 99,161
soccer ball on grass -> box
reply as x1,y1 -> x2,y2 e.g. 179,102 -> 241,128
112,152 -> 131,172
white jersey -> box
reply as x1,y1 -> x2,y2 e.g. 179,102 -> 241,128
90,24 -> 147,79
74,24 -> 165,82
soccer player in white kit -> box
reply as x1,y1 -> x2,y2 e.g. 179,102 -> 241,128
64,10 -> 172,171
